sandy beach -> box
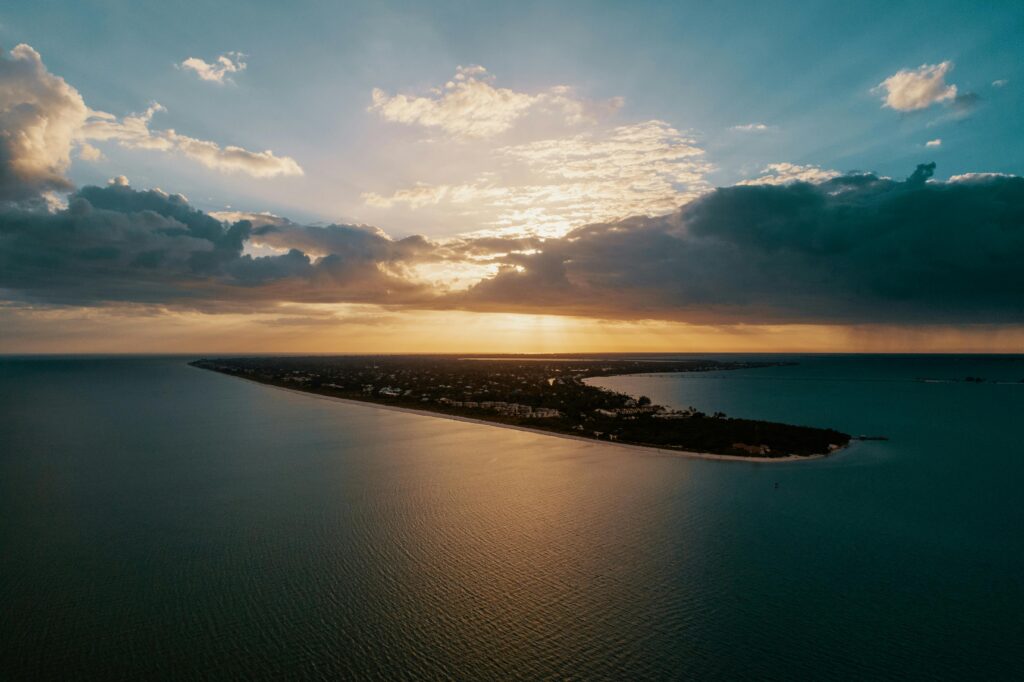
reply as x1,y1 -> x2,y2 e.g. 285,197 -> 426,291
214,371 -> 839,464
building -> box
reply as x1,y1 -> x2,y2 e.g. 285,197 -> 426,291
530,408 -> 563,419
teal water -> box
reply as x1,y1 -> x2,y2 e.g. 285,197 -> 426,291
1,355 -> 1022,679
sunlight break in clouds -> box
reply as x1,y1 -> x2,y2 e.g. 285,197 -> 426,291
365,121 -> 711,238
179,52 -> 247,83
875,61 -> 958,112
365,67 -> 709,238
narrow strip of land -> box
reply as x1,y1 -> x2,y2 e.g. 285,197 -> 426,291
191,355 -> 851,459
214,370 -> 842,464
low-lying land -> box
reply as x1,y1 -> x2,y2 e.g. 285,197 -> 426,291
191,355 -> 850,459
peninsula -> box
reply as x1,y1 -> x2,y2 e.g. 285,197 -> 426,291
191,355 -> 850,459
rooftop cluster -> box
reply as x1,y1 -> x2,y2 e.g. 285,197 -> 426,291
192,355 -> 848,458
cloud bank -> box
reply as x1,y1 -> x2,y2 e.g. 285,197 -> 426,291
0,180 -> 429,308
454,164 -> 1024,324
2,166 -> 1023,327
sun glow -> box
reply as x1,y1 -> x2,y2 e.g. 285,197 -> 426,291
5,303 -> 1024,354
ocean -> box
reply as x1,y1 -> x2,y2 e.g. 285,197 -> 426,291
1,355 -> 1022,679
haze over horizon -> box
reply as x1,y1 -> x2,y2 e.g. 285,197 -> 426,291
2,1 -> 1023,353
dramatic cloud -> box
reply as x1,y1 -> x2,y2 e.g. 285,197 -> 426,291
3,166 -> 1022,327
0,181 -> 429,308
0,44 -> 88,201
81,103 -> 303,178
252,221 -> 431,263
876,62 -> 958,112
369,65 -> 617,139
179,52 -> 247,84
453,165 -> 1024,324
737,162 -> 840,186
926,138 -> 942,147
0,43 -> 301,191
365,120 -> 711,237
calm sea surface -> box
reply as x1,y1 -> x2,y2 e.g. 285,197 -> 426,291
1,355 -> 1022,679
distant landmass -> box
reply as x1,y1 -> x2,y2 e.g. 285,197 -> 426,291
191,356 -> 850,459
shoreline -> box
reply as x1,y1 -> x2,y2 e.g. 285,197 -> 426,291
209,369 -> 840,464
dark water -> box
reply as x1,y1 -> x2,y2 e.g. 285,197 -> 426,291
1,355 -> 1022,680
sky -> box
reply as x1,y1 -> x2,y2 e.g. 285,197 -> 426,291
1,0 -> 1023,352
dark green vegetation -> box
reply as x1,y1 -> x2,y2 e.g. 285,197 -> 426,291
191,356 -> 850,458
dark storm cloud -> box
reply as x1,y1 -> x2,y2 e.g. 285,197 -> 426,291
2,166 -> 1023,324
0,182 -> 432,308
252,221 -> 432,262
453,165 -> 1024,323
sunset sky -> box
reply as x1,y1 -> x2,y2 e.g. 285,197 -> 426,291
2,1 -> 1023,352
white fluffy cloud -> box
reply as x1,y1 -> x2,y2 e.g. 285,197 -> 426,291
731,123 -> 771,132
737,163 -> 840,186
81,103 -> 303,177
876,62 -> 958,112
0,44 -> 89,200
926,138 -> 942,147
0,43 -> 302,192
179,52 -> 247,84
369,65 -> 616,139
